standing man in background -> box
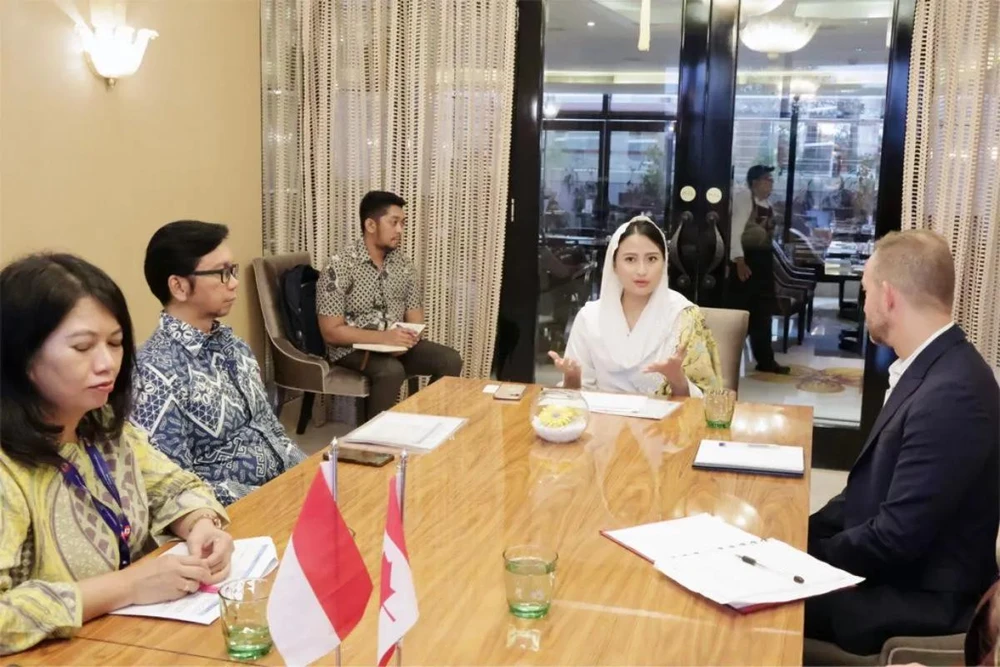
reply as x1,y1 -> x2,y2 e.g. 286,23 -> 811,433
729,165 -> 790,374
316,191 -> 463,418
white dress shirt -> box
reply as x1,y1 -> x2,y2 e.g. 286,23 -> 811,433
884,322 -> 955,403
730,189 -> 772,261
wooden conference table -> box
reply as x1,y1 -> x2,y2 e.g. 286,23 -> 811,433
10,378 -> 813,666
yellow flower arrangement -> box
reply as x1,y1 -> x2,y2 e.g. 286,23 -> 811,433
537,405 -> 580,428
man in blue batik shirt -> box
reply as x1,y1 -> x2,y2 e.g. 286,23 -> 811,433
131,220 -> 306,505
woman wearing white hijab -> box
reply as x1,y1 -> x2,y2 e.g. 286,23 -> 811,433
549,217 -> 722,396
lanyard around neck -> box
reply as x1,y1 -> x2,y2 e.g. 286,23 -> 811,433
58,444 -> 133,569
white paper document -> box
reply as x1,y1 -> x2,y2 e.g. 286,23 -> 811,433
393,322 -> 426,336
694,439 -> 805,476
110,536 -> 278,625
581,392 -> 681,420
603,514 -> 862,611
353,343 -> 408,354
343,412 -> 467,451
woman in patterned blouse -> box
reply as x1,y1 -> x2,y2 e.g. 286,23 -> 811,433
548,217 -> 723,396
0,254 -> 234,655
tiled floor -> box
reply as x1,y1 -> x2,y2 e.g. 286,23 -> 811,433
738,296 -> 866,428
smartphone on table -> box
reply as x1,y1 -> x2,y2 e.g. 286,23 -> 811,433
323,449 -> 394,467
494,384 -> 527,401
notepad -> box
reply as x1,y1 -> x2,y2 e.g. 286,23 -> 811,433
110,537 -> 278,625
392,322 -> 426,336
602,514 -> 862,612
693,439 -> 805,477
343,411 -> 467,451
353,343 -> 408,353
581,392 -> 681,420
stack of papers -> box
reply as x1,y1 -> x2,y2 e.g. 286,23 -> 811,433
111,536 -> 278,624
343,412 -> 467,451
602,514 -> 862,611
693,439 -> 805,477
581,392 -> 680,420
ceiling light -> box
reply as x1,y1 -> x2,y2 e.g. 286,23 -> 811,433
587,21 -> 596,27
739,0 -> 786,18
740,17 -> 820,56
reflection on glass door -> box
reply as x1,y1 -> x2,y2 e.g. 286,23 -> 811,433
607,127 -> 674,230
728,2 -> 893,428
541,128 -> 602,234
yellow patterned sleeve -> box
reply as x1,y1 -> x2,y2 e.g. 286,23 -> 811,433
0,462 -> 82,655
679,306 -> 724,394
126,425 -> 229,537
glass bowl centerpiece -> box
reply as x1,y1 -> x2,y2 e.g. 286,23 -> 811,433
531,389 -> 589,443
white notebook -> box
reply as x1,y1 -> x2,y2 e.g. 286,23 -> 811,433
343,412 -> 466,451
693,439 -> 805,477
353,343 -> 408,353
581,392 -> 681,420
602,514 -> 862,612
110,537 -> 278,624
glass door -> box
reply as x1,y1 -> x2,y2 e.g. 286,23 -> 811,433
499,0 -> 915,468
727,0 -> 904,464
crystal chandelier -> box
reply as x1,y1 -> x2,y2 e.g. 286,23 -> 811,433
740,16 -> 820,56
739,0 -> 786,18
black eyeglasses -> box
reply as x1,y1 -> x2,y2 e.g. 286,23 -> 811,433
190,264 -> 239,283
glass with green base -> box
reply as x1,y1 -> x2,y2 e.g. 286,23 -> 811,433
704,388 -> 737,428
219,578 -> 273,660
504,545 -> 557,619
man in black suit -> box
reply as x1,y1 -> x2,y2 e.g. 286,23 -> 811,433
806,230 -> 999,656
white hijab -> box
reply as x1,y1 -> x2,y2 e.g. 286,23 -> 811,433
591,217 -> 693,373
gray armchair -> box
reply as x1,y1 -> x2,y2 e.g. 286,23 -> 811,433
700,307 -> 749,393
250,254 -> 369,434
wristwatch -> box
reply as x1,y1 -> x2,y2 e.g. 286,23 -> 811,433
189,510 -> 223,530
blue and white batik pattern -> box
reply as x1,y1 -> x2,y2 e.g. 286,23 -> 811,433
131,312 -> 306,505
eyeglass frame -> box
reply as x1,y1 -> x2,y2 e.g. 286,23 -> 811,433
189,263 -> 240,283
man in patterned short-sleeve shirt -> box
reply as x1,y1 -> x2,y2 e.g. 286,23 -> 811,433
317,191 -> 463,418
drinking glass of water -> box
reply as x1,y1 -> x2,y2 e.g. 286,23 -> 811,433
219,578 -> 273,660
503,545 -> 557,619
703,387 -> 737,429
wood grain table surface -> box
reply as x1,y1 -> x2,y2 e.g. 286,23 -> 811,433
19,378 -> 814,665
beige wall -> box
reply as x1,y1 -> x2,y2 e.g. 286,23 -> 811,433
0,0 -> 264,356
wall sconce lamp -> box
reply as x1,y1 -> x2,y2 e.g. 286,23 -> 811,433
76,23 -> 158,89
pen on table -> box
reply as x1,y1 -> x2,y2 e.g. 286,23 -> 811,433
718,441 -> 777,449
735,553 -> 806,584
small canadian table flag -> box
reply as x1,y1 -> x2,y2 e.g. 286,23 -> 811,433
267,460 -> 373,666
377,474 -> 419,666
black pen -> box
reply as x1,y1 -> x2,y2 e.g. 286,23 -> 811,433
736,553 -> 805,584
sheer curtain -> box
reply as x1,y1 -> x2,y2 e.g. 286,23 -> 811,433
262,0 -> 517,378
902,0 -> 1000,366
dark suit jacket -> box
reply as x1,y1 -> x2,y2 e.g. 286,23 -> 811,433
811,325 -> 999,595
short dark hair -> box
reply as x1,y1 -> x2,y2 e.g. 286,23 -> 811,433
359,191 -> 406,234
746,164 -> 775,187
144,220 -> 229,305
614,217 -> 666,263
1,254 -> 136,468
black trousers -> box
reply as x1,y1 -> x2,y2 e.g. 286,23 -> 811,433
336,340 -> 463,418
728,247 -> 776,367
804,509 -> 978,657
